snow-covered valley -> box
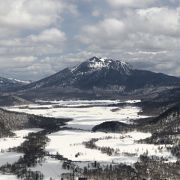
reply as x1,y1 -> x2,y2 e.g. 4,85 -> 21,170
6,100 -> 146,130
0,100 -> 177,179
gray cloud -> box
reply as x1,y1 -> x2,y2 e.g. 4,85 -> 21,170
77,4 -> 180,76
0,0 -> 180,80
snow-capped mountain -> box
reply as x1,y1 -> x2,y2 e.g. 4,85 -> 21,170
24,56 -> 135,90
71,57 -> 132,75
21,56 -> 180,98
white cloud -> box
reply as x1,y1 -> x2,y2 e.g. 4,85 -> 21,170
28,28 -> 66,44
136,7 -> 180,35
76,4 -> 180,76
106,0 -> 157,8
0,0 -> 180,80
92,9 -> 101,17
13,56 -> 37,63
79,18 -> 125,45
79,6 -> 180,52
0,0 -> 56,30
0,0 -> 74,79
0,0 -> 78,33
0,28 -> 67,58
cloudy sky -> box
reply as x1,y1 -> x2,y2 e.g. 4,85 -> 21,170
0,0 -> 180,80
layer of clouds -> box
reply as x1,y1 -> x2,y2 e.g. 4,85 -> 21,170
0,0 -> 180,80
77,2 -> 180,77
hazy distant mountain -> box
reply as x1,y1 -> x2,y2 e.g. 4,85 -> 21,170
0,77 -> 30,92
0,95 -> 32,106
17,56 -> 180,100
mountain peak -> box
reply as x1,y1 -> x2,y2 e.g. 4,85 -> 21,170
88,56 -> 128,64
18,56 -> 180,97
79,56 -> 132,75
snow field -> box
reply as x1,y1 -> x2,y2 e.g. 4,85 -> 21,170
46,130 -> 176,164
6,100 -> 147,130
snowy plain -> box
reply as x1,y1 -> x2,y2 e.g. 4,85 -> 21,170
0,174 -> 18,180
29,156 -> 71,180
46,130 -> 175,164
0,128 -> 42,180
7,100 -> 147,130
0,128 -> 43,153
1,100 -> 176,179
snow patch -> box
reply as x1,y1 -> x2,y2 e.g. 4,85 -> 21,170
46,130 -> 175,164
0,174 -> 18,180
29,157 -> 71,180
0,152 -> 23,167
0,128 -> 43,152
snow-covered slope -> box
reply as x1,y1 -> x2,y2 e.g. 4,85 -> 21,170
7,78 -> 31,85
71,56 -> 132,75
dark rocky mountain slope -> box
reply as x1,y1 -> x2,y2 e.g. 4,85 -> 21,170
16,56 -> 180,100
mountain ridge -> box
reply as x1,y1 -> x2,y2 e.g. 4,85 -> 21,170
10,56 -> 180,100
0,76 -> 30,92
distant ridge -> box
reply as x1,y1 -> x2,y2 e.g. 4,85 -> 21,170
0,76 -> 30,92
12,56 -> 180,100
